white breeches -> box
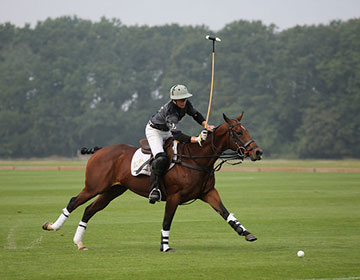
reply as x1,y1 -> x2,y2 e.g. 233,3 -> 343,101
145,123 -> 172,157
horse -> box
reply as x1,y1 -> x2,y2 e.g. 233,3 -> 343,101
42,112 -> 263,251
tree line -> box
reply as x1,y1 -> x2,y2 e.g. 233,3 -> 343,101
0,17 -> 359,158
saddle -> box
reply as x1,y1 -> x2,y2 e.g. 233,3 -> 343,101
139,137 -> 175,159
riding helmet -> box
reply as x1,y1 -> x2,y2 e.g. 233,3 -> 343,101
169,84 -> 193,100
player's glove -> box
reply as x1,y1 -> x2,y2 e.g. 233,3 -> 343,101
195,130 -> 208,146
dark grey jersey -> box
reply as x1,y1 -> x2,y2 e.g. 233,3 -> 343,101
149,100 -> 205,143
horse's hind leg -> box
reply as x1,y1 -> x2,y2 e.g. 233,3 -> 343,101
201,188 -> 257,242
42,188 -> 98,231
73,185 -> 127,250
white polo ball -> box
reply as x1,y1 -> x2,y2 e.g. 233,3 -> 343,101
297,250 -> 305,258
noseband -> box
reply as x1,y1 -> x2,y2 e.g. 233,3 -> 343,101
227,122 -> 259,158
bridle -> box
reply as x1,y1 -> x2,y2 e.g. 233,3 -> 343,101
174,121 -> 259,205
227,122 -> 259,158
175,121 -> 259,173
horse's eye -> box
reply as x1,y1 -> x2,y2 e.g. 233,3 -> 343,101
236,130 -> 243,136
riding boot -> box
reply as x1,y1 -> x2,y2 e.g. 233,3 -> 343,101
148,152 -> 168,204
149,172 -> 162,204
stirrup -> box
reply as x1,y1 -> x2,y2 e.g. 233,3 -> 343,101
149,188 -> 162,204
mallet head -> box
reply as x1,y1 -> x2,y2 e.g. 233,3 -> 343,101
206,35 -> 221,42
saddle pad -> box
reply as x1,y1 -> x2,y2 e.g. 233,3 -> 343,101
131,141 -> 178,176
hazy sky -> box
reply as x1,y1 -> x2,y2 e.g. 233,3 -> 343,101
1,0 -> 359,31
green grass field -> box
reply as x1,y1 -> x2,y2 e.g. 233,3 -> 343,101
1,163 -> 359,279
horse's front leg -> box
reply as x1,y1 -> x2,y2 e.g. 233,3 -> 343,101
161,193 -> 180,252
201,188 -> 257,242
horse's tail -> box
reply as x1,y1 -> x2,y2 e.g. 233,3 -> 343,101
80,146 -> 102,155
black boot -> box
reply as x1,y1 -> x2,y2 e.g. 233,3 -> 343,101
148,152 -> 168,204
149,172 -> 161,204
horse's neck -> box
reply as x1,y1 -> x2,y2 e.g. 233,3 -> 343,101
182,129 -> 228,168
180,144 -> 215,169
209,126 -> 229,154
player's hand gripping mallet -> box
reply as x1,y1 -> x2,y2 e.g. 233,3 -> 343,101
205,35 -> 221,129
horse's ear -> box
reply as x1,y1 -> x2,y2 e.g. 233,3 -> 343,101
236,111 -> 244,122
223,113 -> 232,124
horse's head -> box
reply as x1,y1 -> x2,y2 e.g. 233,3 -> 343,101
222,113 -> 263,161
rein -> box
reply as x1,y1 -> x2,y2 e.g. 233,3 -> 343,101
174,122 -> 257,173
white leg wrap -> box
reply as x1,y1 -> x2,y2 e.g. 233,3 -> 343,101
227,213 -> 247,232
226,213 -> 236,223
51,208 -> 70,231
161,230 -> 170,252
73,221 -> 87,245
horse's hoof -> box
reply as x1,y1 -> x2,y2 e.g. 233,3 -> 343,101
245,233 -> 257,242
161,247 -> 176,252
77,243 -> 88,250
42,222 -> 54,231
165,248 -> 176,252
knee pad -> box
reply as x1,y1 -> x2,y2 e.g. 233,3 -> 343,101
152,152 -> 168,175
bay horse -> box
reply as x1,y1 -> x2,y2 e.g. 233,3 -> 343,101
42,113 -> 263,251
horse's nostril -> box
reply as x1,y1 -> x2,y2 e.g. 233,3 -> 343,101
256,150 -> 263,156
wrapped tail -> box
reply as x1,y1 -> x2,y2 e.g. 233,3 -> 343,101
80,146 -> 102,155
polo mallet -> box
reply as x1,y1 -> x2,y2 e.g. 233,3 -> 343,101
205,35 -> 221,129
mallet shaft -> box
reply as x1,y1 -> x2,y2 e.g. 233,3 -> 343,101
205,51 -> 215,128
205,35 -> 221,128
